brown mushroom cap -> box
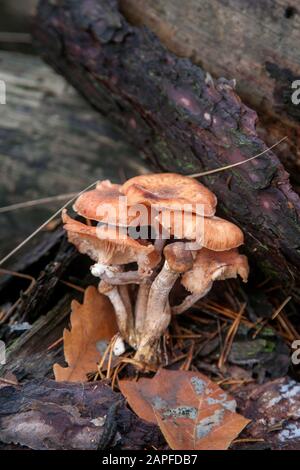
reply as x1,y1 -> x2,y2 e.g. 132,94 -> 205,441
182,248 -> 249,294
157,210 -> 244,251
121,173 -> 217,217
73,180 -> 151,227
163,242 -> 194,273
62,210 -> 160,270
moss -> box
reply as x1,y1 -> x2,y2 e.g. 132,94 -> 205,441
259,259 -> 281,280
228,128 -> 253,147
263,340 -> 276,353
260,327 -> 276,337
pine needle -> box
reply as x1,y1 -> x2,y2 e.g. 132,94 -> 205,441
271,296 -> 292,320
0,181 -> 98,267
188,136 -> 287,178
0,193 -> 78,214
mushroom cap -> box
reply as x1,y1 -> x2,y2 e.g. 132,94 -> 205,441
163,242 -> 194,273
62,210 -> 160,271
182,248 -> 249,294
73,180 -> 151,227
157,210 -> 244,251
121,173 -> 217,217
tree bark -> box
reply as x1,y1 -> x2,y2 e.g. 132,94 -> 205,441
34,0 -> 300,286
120,0 -> 300,183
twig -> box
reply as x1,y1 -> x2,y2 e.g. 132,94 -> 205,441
180,341 -> 195,371
0,377 -> 20,387
106,335 -> 119,379
47,336 -> 63,351
232,438 -> 265,444
60,280 -> 85,293
0,268 -> 36,324
271,296 -> 292,320
218,303 -> 246,369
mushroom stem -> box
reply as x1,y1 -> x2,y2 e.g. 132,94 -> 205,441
134,242 -> 193,365
172,283 -> 213,315
154,236 -> 166,255
134,241 -> 165,341
134,301 -> 171,366
101,270 -> 144,285
119,284 -> 133,318
134,261 -> 177,364
98,281 -> 136,348
134,280 -> 151,340
119,284 -> 136,348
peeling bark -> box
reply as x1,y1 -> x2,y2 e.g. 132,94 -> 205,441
0,379 -> 163,450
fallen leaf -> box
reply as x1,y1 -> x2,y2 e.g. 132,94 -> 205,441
119,368 -> 250,450
53,286 -> 118,382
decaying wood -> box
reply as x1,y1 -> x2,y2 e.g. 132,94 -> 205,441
34,0 -> 300,285
232,377 -> 300,450
0,295 -> 72,381
119,0 -> 300,180
0,379 -> 163,450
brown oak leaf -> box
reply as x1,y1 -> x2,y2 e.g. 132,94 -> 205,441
53,286 -> 118,382
119,368 -> 250,450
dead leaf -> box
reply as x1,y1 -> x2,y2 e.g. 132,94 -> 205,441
53,286 -> 118,382
119,368 -> 250,450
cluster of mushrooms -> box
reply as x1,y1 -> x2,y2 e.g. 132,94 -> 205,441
63,173 -> 249,366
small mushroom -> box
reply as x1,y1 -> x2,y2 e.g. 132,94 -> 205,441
73,180 -> 122,222
173,248 -> 249,315
74,179 -> 151,227
62,209 -> 160,346
121,173 -> 217,216
157,210 -> 244,251
98,280 -> 135,347
62,210 -> 160,276
134,242 -> 194,364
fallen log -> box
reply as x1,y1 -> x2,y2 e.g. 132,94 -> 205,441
0,379 -> 163,450
34,0 -> 300,285
119,0 -> 300,181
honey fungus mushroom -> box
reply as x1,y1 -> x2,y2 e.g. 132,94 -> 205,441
62,175 -> 249,367
173,248 -> 249,315
62,209 -> 160,347
121,173 -> 217,216
157,210 -> 244,251
74,179 -> 151,227
62,210 -> 159,278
